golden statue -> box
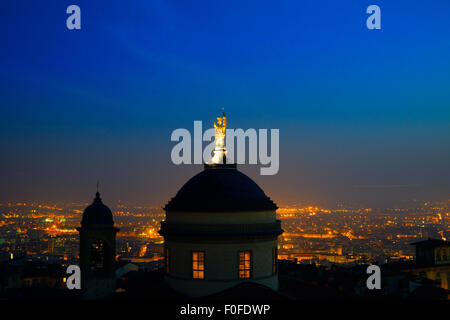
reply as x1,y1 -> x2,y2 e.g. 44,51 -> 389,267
211,108 -> 227,164
213,109 -> 226,135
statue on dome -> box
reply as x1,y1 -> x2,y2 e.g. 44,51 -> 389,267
213,109 -> 226,136
211,108 -> 227,164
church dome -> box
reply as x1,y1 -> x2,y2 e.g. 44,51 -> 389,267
81,192 -> 114,227
164,165 -> 277,212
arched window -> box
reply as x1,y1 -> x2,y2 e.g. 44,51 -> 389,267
90,240 -> 105,270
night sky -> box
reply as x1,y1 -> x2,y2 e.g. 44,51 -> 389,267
1,1 -> 449,207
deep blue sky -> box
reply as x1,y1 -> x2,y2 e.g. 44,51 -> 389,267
0,0 -> 449,207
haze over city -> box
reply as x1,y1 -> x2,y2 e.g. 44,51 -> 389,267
1,0 -> 449,207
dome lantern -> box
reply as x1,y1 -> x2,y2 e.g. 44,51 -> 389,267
81,191 -> 114,227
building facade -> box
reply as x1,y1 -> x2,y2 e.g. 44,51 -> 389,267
159,112 -> 283,297
404,239 -> 450,291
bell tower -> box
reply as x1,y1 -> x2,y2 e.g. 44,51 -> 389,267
77,191 -> 119,299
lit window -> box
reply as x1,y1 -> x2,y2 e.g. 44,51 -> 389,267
90,240 -> 105,270
165,247 -> 170,274
192,251 -> 205,279
239,251 -> 252,279
272,248 -> 277,274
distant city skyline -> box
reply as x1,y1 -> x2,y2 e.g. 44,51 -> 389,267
1,1 -> 449,207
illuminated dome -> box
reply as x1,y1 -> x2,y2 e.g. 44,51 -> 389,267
81,192 -> 114,227
164,165 -> 277,212
160,111 -> 282,298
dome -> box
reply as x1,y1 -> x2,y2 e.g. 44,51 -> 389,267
81,192 -> 114,227
164,165 -> 277,212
